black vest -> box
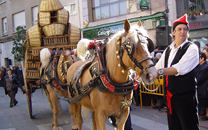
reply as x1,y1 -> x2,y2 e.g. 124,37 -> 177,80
164,42 -> 197,94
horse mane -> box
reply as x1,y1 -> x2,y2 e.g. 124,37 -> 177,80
106,24 -> 149,77
77,39 -> 91,61
40,48 -> 51,68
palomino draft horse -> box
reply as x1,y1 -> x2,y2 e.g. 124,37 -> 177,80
39,48 -> 77,130
66,19 -> 158,130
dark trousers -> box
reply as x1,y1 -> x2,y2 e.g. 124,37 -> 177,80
167,91 -> 199,130
124,114 -> 133,130
7,90 -> 17,106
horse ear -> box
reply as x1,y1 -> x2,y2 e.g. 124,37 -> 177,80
137,20 -> 142,27
124,19 -> 131,33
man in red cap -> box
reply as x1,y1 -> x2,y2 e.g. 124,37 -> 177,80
155,14 -> 199,130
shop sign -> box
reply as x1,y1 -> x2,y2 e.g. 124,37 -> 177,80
83,24 -> 124,39
189,21 -> 208,30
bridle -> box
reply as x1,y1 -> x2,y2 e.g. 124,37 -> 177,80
117,30 -> 155,74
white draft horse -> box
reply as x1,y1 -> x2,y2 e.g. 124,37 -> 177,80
66,19 -> 158,130
39,48 -> 77,130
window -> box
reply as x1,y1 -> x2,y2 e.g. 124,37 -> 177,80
2,17 -> 7,35
92,0 -> 137,21
177,0 -> 207,17
13,11 -> 26,32
64,3 -> 76,15
32,6 -> 38,25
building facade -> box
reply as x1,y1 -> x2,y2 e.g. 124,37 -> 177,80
0,0 -> 82,67
81,0 -> 166,43
168,0 -> 208,50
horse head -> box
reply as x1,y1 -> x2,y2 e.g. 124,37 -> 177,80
40,48 -> 77,83
57,49 -> 77,83
106,19 -> 157,85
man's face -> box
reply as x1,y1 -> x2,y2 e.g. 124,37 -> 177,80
173,24 -> 188,42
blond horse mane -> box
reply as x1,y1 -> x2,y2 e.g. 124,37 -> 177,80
77,39 -> 91,61
40,48 -> 51,68
106,24 -> 149,80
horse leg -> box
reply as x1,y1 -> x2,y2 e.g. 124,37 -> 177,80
44,88 -> 53,109
49,91 -> 59,130
94,110 -> 107,130
115,108 -> 130,130
69,104 -> 78,130
73,103 -> 83,130
92,111 -> 97,130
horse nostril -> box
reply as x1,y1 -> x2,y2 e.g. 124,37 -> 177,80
147,73 -> 153,80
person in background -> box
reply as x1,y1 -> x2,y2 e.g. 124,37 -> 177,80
3,69 -> 20,107
156,14 -> 199,130
17,64 -> 25,94
196,52 -> 208,120
0,67 -> 6,87
204,44 -> 208,48
193,41 -> 200,52
12,66 -> 18,76
202,47 -> 208,61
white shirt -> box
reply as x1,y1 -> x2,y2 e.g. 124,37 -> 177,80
155,39 -> 199,76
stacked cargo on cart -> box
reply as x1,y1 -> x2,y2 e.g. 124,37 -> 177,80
24,0 -> 80,118
25,0 -> 80,81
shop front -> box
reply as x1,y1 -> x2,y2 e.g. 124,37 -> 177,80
81,13 -> 165,40
189,14 -> 208,50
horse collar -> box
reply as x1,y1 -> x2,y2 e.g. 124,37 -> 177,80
89,52 -> 140,94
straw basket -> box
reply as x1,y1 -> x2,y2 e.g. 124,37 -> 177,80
57,9 -> 69,25
38,12 -> 51,27
27,24 -> 42,47
68,23 -> 81,44
39,0 -> 63,12
42,23 -> 65,37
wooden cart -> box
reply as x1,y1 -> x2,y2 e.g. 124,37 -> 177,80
23,35 -> 78,119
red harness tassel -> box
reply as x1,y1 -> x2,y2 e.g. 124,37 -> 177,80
166,76 -> 173,115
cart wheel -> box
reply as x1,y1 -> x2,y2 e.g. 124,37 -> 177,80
26,82 -> 33,119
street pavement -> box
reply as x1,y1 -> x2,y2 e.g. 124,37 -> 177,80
0,87 -> 208,130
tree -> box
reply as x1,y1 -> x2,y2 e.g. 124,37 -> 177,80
11,26 -> 26,61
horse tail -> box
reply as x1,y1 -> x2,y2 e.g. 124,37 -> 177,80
77,39 -> 90,61
40,48 -> 51,68
81,106 -> 91,123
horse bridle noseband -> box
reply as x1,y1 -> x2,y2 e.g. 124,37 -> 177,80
118,31 -> 154,73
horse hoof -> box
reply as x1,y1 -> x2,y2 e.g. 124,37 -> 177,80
52,127 -> 59,130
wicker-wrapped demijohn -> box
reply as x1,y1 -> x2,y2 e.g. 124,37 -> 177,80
39,0 -> 63,12
27,24 -> 42,47
38,12 -> 51,27
57,9 -> 69,25
68,23 -> 81,45
42,23 -> 65,37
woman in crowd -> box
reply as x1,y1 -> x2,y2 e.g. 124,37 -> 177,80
4,68 -> 20,107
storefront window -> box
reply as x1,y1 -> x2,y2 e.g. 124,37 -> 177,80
92,0 -> 137,21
